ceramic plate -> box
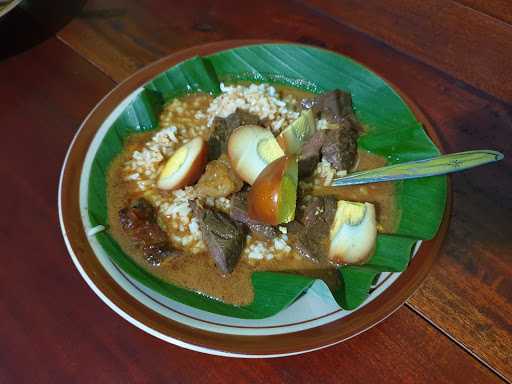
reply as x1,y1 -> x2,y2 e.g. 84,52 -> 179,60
59,40 -> 450,357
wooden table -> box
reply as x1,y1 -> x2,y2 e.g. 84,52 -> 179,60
1,1 -> 510,382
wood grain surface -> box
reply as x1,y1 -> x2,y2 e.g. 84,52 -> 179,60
54,0 -> 512,380
302,0 -> 512,103
1,0 -> 510,382
454,0 -> 512,25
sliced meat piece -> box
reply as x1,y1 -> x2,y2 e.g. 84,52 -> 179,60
321,128 -> 358,171
192,201 -> 247,274
229,192 -> 279,239
301,90 -> 354,123
259,117 -> 273,130
300,90 -> 359,171
207,109 -> 261,161
207,117 -> 229,161
195,154 -> 243,198
302,129 -> 326,152
246,222 -> 280,240
291,191 -> 310,225
142,244 -> 177,266
289,222 -> 328,261
229,191 -> 258,224
119,198 -> 154,230
298,130 -> 325,177
301,196 -> 337,228
317,90 -> 354,123
287,196 -> 337,261
286,220 -> 304,235
119,198 -> 179,266
298,153 -> 319,178
225,108 -> 260,131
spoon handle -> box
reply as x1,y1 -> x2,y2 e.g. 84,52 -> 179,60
331,150 -> 504,187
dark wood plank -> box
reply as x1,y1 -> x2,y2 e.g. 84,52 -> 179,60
301,0 -> 512,104
56,0 -> 512,379
0,37 -> 501,383
454,0 -> 512,25
0,0 -> 85,60
408,101 -> 512,378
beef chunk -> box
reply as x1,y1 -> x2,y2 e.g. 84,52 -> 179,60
317,90 -> 354,123
119,198 -> 179,266
259,117 -> 273,130
225,109 -> 260,131
300,90 -> 359,171
298,123 -> 359,175
229,192 -> 255,225
298,153 -> 319,178
288,222 -> 326,261
229,192 -> 279,239
207,109 -> 261,161
192,202 -> 247,274
301,90 -> 354,124
142,244 -> 176,266
298,130 -> 325,177
321,128 -> 358,171
287,196 -> 337,261
207,117 -> 229,161
301,196 -> 337,227
119,198 -> 154,230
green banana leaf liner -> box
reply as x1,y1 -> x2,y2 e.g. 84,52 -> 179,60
87,44 -> 447,319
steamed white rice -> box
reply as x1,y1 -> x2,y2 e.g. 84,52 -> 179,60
207,83 -> 300,134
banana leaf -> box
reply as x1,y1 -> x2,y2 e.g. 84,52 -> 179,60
87,45 -> 447,318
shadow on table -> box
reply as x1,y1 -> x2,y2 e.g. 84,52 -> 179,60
0,0 -> 86,60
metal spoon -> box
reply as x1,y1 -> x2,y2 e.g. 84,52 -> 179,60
331,150 -> 504,187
